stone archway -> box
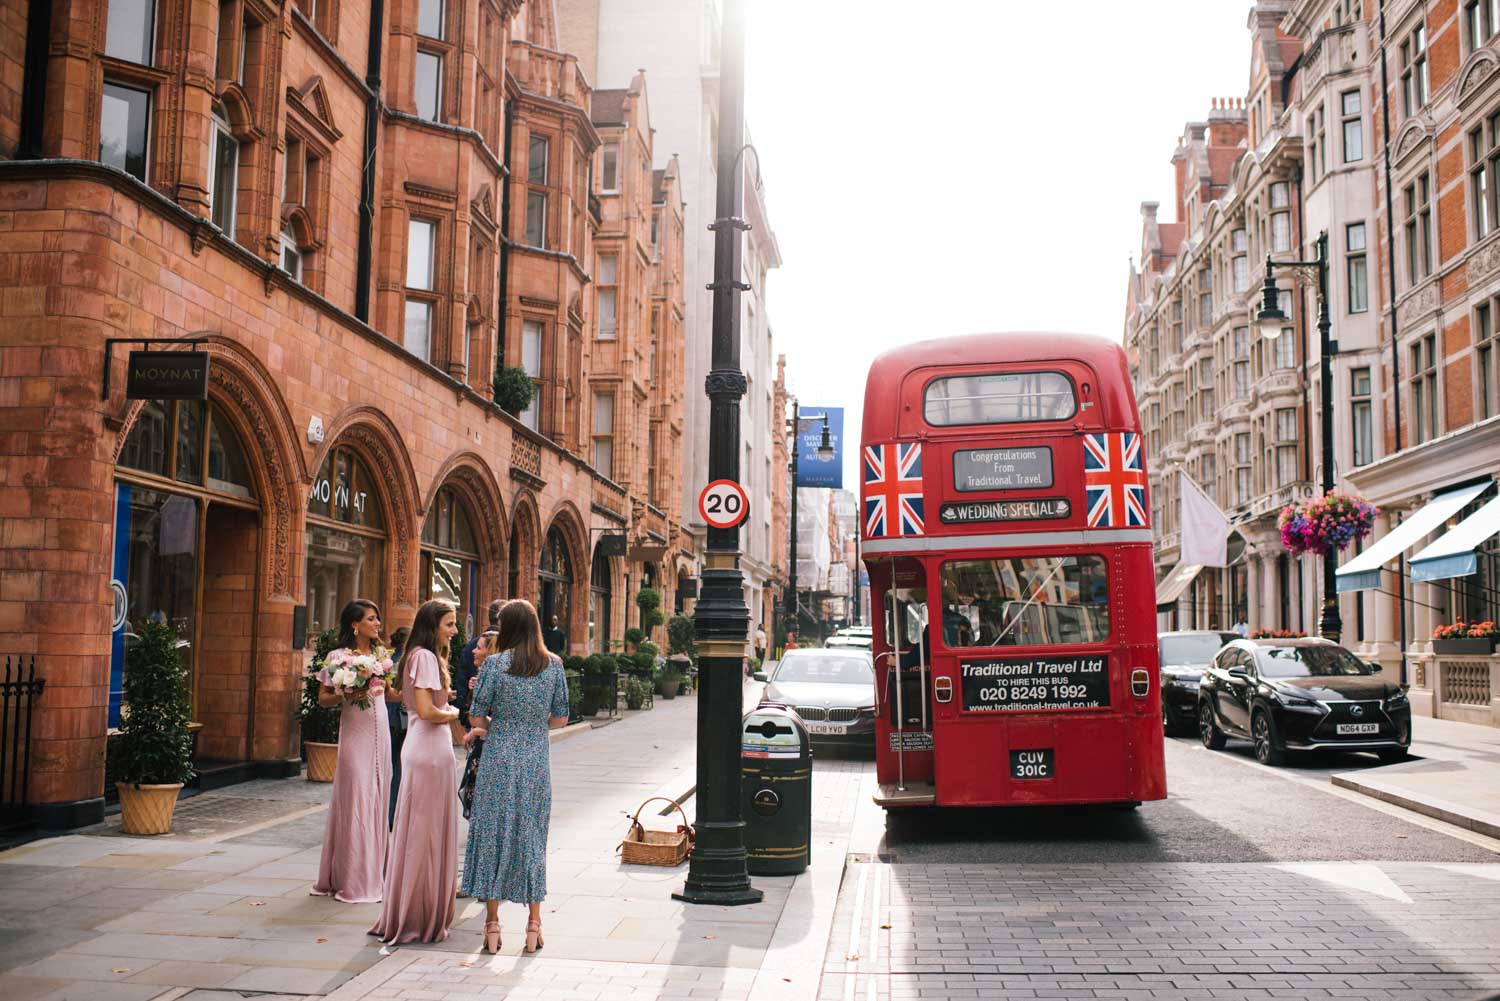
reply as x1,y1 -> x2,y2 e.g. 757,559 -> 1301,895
542,501 -> 590,654
424,451 -> 509,611
509,490 -> 542,603
314,405 -> 423,610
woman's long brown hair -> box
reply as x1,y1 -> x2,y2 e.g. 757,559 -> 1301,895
396,599 -> 455,693
496,599 -> 552,677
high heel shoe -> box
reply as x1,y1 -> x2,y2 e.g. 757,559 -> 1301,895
483,920 -> 501,955
524,917 -> 544,953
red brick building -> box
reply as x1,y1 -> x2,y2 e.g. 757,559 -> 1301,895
0,0 -> 687,827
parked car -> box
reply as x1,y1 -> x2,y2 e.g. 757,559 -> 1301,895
1157,630 -> 1237,736
1197,637 -> 1411,766
754,648 -> 876,753
827,627 -> 873,650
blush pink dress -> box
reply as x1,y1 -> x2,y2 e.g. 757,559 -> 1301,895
369,648 -> 458,944
311,662 -> 391,904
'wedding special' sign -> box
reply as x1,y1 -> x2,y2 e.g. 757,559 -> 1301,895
952,447 -> 1052,491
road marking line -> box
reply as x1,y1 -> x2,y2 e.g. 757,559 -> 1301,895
844,864 -> 868,1001
865,863 -> 883,1001
1274,862 -> 1413,903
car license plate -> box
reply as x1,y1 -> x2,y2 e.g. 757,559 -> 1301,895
1010,748 -> 1054,779
1336,723 -> 1379,735
804,722 -> 847,736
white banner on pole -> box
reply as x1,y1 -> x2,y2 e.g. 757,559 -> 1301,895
1180,471 -> 1229,567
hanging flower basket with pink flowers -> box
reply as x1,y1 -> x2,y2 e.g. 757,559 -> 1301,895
1277,492 -> 1378,557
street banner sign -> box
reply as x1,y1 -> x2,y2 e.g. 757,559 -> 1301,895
699,479 -> 749,529
794,406 -> 843,488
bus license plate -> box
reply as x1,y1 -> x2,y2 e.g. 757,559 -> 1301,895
1010,748 -> 1054,779
1336,723 -> 1379,735
804,722 -> 847,736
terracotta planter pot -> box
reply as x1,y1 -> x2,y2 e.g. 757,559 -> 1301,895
305,741 -> 339,782
117,782 -> 183,836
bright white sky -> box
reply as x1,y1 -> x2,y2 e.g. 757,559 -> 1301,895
745,0 -> 1253,488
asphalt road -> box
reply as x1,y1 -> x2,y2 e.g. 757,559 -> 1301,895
867,734 -> 1500,864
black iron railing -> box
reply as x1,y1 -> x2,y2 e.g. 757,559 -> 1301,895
1,655 -> 44,826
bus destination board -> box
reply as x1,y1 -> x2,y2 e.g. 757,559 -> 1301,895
940,497 -> 1071,524
960,654 -> 1110,712
953,446 -> 1053,492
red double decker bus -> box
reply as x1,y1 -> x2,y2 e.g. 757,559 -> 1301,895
860,332 -> 1166,809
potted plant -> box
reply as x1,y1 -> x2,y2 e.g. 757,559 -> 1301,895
1434,620 -> 1497,654
623,675 -> 649,710
114,621 -> 194,835
669,653 -> 694,695
656,661 -> 682,700
1278,492 -> 1378,557
493,365 -> 536,417
299,628 -> 342,782
623,627 -> 645,652
636,587 -> 665,639
667,614 -> 698,661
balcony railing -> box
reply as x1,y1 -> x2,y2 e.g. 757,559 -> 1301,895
511,42 -> 588,106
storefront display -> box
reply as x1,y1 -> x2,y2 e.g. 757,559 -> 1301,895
305,447 -> 387,645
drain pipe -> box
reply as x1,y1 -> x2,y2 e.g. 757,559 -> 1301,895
493,98 -> 515,398
354,0 -> 386,323
1378,0 -> 1409,686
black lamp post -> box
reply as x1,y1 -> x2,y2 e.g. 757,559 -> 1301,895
675,0 -> 760,907
1255,230 -> 1342,642
784,399 -> 833,644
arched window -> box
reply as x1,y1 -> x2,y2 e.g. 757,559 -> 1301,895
590,547 -> 612,653
538,525 -> 572,648
111,400 -> 258,728
421,485 -> 480,633
305,446 -> 387,645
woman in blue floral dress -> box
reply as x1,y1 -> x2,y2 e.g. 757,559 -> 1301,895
461,599 -> 570,954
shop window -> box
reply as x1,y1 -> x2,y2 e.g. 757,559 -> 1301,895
590,547 -> 612,653
306,446 -> 387,644
119,400 -> 256,499
105,0 -> 156,66
100,82 -> 152,183
420,485 -> 480,633
539,525 -> 573,644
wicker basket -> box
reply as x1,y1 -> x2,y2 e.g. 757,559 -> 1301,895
618,796 -> 693,867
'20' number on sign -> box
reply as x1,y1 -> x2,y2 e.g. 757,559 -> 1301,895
699,480 -> 750,529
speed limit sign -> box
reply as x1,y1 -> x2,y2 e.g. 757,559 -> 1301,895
699,479 -> 749,529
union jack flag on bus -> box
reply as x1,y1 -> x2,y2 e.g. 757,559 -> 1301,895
1082,432 -> 1148,529
863,442 -> 924,538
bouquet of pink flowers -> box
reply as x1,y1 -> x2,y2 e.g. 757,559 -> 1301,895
316,646 -> 396,710
1278,492 -> 1378,556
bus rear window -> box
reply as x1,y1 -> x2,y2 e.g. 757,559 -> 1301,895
939,555 -> 1109,647
923,371 -> 1077,426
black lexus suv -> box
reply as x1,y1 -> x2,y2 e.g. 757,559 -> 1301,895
1197,637 -> 1412,766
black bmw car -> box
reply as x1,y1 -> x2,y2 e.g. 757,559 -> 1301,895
1158,630 -> 1238,736
755,648 -> 877,754
1197,638 -> 1412,766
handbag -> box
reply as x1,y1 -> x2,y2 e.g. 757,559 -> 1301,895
458,737 -> 484,820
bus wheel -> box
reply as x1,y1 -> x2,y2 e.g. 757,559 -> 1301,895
1198,702 -> 1226,750
1252,709 -> 1285,766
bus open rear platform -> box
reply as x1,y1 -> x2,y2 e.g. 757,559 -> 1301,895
875,781 -> 936,807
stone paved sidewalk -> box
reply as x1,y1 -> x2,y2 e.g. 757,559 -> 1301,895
1333,715 -> 1500,840
0,681 -> 868,1001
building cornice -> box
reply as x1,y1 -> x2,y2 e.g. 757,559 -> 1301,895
1346,417 -> 1500,507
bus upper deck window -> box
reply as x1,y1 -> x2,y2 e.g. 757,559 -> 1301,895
924,371 -> 1077,427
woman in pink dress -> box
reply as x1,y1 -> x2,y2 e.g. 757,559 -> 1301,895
311,600 -> 392,903
369,599 -> 461,945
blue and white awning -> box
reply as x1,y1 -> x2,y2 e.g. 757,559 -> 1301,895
1334,481 -> 1491,593
1409,494 -> 1500,583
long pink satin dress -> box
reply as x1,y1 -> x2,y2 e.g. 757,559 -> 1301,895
369,648 -> 458,944
311,668 -> 391,904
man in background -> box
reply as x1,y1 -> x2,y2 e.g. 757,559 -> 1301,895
456,599 -> 506,727
544,614 -> 568,656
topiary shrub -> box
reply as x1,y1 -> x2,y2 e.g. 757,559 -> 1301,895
667,614 -> 697,660
637,640 -> 659,658
623,627 -> 646,650
493,365 -> 536,416
115,621 -> 195,786
300,628 -> 342,745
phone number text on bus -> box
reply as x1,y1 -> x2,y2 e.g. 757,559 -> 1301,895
960,654 -> 1111,711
